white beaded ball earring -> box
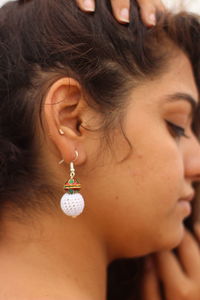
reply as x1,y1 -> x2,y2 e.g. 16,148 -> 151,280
60,150 -> 85,218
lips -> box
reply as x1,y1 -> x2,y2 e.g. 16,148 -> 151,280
179,193 -> 195,203
177,193 -> 194,216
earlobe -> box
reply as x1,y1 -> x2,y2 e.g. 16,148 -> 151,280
43,77 -> 86,165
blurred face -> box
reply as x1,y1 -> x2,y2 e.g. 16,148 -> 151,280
80,51 -> 200,260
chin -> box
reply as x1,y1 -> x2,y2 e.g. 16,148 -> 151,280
115,223 -> 186,259
158,222 -> 185,251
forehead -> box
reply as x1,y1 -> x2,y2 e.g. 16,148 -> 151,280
131,51 -> 199,109
160,52 -> 199,107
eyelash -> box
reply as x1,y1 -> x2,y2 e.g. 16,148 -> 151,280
166,120 -> 190,139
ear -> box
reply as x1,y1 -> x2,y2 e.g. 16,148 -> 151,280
44,77 -> 86,165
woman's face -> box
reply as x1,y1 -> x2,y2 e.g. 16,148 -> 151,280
81,51 -> 200,260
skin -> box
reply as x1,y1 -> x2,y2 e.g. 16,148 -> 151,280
76,1 -> 200,299
0,50 -> 200,300
142,226 -> 200,300
76,0 -> 165,26
77,0 -> 200,300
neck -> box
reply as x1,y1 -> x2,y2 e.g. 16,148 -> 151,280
0,207 -> 108,300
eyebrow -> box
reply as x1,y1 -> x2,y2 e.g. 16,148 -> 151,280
164,92 -> 198,117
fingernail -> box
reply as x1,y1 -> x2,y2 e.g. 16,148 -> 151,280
83,0 -> 95,12
194,223 -> 200,239
148,13 -> 156,26
119,8 -> 130,23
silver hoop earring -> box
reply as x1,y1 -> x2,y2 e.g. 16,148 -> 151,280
60,151 -> 85,218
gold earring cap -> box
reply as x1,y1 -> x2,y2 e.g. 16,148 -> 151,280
59,129 -> 65,135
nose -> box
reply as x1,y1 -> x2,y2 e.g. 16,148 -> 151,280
184,134 -> 200,183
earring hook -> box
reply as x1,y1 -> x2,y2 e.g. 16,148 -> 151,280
73,150 -> 79,162
70,150 -> 79,178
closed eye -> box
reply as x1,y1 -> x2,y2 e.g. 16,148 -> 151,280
166,120 -> 190,139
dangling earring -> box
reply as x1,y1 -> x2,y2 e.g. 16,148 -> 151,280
60,150 -> 85,218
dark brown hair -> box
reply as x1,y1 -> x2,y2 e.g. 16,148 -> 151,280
0,1 -> 200,298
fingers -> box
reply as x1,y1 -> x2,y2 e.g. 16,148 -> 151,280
142,256 -> 162,300
177,228 -> 200,279
155,250 -> 187,291
76,0 -> 130,23
153,229 -> 200,300
76,0 -> 166,26
75,0 -> 95,12
138,0 -> 165,26
110,0 -> 130,23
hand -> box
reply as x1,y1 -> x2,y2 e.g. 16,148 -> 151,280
75,0 -> 165,26
142,225 -> 200,300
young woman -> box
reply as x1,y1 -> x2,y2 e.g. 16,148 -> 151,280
0,0 -> 200,299
78,3 -> 200,299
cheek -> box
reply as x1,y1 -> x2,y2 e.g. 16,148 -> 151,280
126,122 -> 184,201
108,126 -> 185,255
84,117 -> 185,258
124,147 -> 183,229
